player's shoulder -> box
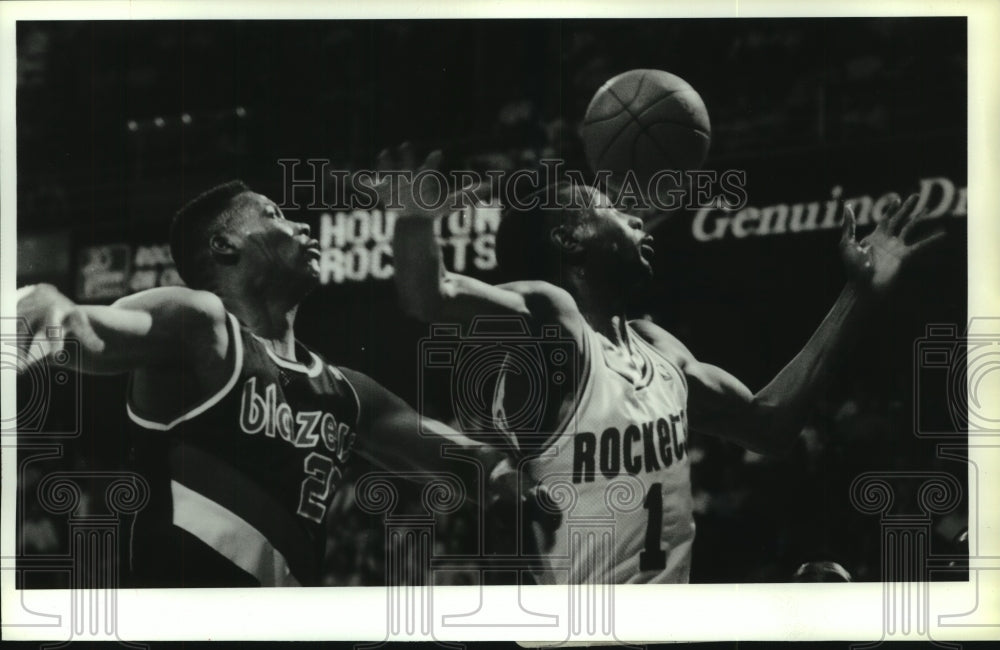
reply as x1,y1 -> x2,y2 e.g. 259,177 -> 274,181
629,318 -> 695,369
113,287 -> 230,361
495,280 -> 579,317
113,286 -> 227,325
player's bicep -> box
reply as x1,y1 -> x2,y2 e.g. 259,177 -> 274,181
686,361 -> 775,451
433,272 -> 532,321
87,287 -> 228,372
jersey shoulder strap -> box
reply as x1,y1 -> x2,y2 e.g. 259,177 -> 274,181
127,311 -> 245,431
491,321 -> 599,460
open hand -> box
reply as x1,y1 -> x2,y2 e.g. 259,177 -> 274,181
487,457 -> 562,554
361,142 -> 450,220
15,284 -> 104,369
839,193 -> 946,295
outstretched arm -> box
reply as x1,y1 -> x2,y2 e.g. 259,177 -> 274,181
638,284 -> 871,455
15,284 -> 228,375
637,194 -> 944,455
368,144 -> 582,333
341,368 -> 560,533
341,368 -> 500,498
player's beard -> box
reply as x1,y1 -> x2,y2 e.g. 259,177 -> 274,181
286,265 -> 320,302
278,244 -> 322,301
253,256 -> 319,309
621,258 -> 653,313
580,244 -> 651,308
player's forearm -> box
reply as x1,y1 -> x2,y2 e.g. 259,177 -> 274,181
750,283 -> 873,452
18,299 -> 155,376
392,216 -> 447,321
361,414 -> 495,506
18,285 -> 223,376
69,305 -> 162,374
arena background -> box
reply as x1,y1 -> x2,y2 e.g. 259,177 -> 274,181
14,18 -> 967,586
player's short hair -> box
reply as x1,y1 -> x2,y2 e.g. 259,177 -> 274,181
792,561 -> 852,582
495,182 -> 597,282
169,180 -> 250,288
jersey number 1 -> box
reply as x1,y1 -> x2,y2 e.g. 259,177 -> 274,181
639,483 -> 667,572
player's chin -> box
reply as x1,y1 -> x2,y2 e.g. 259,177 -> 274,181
636,252 -> 654,277
637,254 -> 656,284
299,252 -> 322,278
292,258 -> 322,291
305,264 -> 322,289
620,260 -> 653,294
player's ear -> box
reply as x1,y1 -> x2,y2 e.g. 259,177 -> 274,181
209,233 -> 240,266
550,224 -> 584,254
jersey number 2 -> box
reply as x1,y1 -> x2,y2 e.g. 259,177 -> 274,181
639,483 -> 667,572
298,452 -> 340,524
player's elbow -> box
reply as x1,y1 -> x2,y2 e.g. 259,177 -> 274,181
395,276 -> 447,322
391,257 -> 445,323
181,290 -> 228,326
400,292 -> 443,323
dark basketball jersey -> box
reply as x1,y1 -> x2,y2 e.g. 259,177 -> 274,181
126,312 -> 361,587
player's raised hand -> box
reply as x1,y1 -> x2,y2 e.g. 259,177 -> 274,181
15,283 -> 105,369
363,142 -> 449,220
839,193 -> 946,295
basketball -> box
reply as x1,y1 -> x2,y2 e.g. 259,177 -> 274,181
582,69 -> 711,186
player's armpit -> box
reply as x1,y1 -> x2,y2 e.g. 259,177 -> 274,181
631,319 -> 791,455
684,361 -> 784,454
684,358 -> 813,455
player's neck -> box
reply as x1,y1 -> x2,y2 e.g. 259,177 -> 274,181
584,309 -> 632,349
223,290 -> 300,360
571,278 -> 631,349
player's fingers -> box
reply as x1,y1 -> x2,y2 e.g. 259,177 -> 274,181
879,192 -> 903,229
840,202 -> 856,243
64,309 -> 106,354
398,141 -> 417,171
487,457 -> 520,501
354,171 -> 379,195
906,228 -> 947,255
886,193 -> 918,234
28,329 -> 57,365
43,312 -> 68,357
421,149 -> 442,172
898,210 -> 932,243
16,292 -> 46,335
13,333 -> 37,371
20,332 -> 49,370
375,148 -> 393,173
875,193 -> 901,228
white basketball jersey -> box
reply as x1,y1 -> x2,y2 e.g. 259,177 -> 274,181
498,321 -> 695,585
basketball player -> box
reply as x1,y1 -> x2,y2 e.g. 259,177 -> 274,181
15,181 -> 497,587
381,151 -> 944,584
